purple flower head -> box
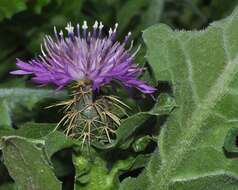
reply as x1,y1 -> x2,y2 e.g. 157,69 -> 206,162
11,21 -> 156,93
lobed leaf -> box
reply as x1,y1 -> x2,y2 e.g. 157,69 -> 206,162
120,5 -> 238,190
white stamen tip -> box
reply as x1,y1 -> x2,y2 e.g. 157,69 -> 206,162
82,21 -> 88,30
54,26 -> 57,33
93,21 -> 98,28
59,30 -> 63,36
76,24 -> 80,36
113,23 -> 118,32
99,22 -> 104,30
109,28 -> 113,35
65,22 -> 74,34
128,32 -> 132,36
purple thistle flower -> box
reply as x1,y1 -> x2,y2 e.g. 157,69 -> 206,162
11,21 -> 156,93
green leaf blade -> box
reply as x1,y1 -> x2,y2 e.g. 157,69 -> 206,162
121,6 -> 238,190
1,136 -> 61,190
0,88 -> 66,128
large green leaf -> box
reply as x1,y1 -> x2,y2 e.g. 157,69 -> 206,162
0,122 -> 75,157
0,122 -> 75,183
1,136 -> 61,190
120,6 -> 238,190
0,88 -> 66,128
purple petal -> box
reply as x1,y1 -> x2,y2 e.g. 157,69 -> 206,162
10,70 -> 33,75
10,22 -> 156,94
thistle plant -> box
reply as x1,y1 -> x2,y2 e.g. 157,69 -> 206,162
11,21 -> 156,145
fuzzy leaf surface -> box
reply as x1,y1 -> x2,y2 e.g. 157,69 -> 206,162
1,136 -> 61,190
0,88 -> 66,128
120,6 -> 238,190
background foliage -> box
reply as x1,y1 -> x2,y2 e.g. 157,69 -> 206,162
0,0 -> 238,189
